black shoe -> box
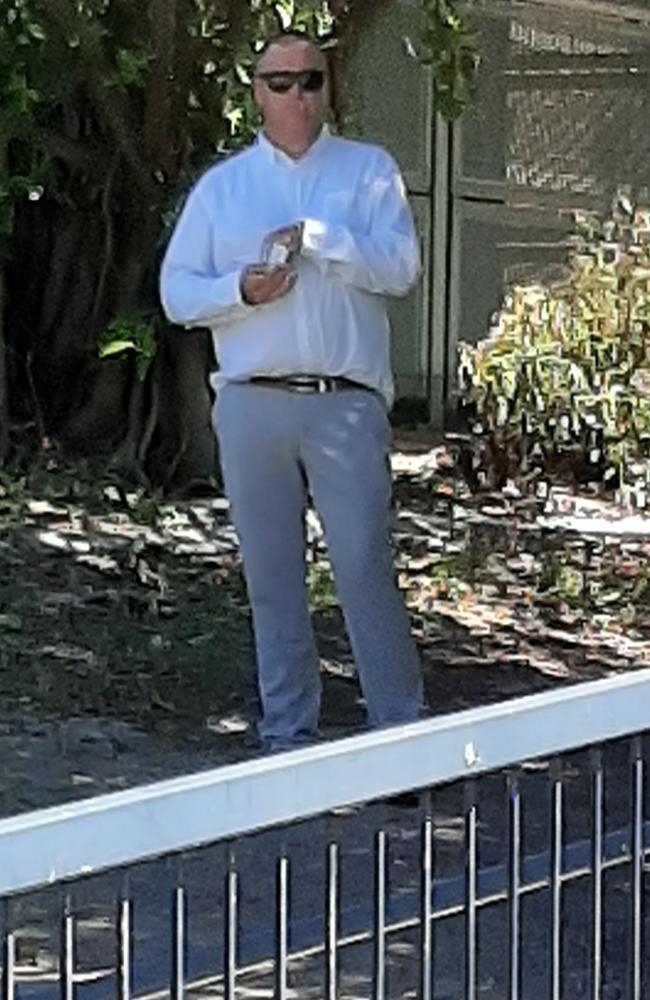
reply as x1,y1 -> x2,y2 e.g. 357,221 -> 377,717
243,729 -> 320,756
385,790 -> 422,809
328,790 -> 423,818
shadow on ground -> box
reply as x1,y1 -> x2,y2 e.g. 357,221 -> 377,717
0,439 -> 640,816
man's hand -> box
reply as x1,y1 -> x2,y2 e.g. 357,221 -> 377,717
240,264 -> 297,306
262,223 -> 304,265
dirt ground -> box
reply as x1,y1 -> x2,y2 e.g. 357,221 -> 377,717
1,434 -> 642,816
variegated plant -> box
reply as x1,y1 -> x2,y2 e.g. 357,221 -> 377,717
459,194 -> 650,504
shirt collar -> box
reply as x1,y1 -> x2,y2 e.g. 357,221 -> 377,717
257,125 -> 331,167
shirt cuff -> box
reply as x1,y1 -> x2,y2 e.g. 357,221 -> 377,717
232,268 -> 252,309
301,217 -> 346,261
195,269 -> 256,328
228,267 -> 260,319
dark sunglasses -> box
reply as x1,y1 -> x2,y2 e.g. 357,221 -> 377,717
257,69 -> 325,94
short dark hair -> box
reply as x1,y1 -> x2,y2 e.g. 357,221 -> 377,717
255,30 -> 326,73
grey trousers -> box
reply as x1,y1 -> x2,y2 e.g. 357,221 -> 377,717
214,383 -> 424,745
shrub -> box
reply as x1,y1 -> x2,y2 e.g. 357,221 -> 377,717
458,193 -> 650,505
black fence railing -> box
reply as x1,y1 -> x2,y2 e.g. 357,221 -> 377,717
1,673 -> 650,999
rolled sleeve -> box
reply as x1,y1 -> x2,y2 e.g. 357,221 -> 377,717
301,159 -> 420,297
160,184 -> 253,328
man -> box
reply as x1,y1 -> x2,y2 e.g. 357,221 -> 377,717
160,31 -> 424,750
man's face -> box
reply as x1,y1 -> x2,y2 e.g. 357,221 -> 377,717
254,41 -> 327,147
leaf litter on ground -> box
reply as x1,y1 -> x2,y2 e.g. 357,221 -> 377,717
0,442 -> 646,762
392,438 -> 650,678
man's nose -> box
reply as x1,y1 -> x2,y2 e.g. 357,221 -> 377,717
285,85 -> 308,106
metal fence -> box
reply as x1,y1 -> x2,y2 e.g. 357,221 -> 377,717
2,671 -> 650,999
446,0 -> 650,416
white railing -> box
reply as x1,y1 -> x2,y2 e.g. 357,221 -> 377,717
2,670 -> 650,897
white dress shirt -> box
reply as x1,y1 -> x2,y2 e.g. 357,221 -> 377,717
160,128 -> 420,405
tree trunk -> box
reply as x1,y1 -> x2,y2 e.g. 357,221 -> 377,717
0,269 -> 8,465
0,135 -> 9,464
144,0 -> 177,176
149,329 -> 216,489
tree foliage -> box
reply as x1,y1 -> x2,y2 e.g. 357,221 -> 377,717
409,0 -> 478,121
0,0 -> 477,484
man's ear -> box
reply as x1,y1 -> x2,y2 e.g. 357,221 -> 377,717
253,78 -> 264,113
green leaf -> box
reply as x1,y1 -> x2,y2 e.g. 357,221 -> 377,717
98,339 -> 138,358
114,47 -> 150,88
0,613 -> 22,631
98,317 -> 157,370
27,22 -> 46,42
135,352 -> 153,381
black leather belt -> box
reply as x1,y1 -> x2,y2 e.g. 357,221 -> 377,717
248,375 -> 370,394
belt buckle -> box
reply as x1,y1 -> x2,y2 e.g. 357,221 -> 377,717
317,377 -> 330,394
293,377 -> 316,393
